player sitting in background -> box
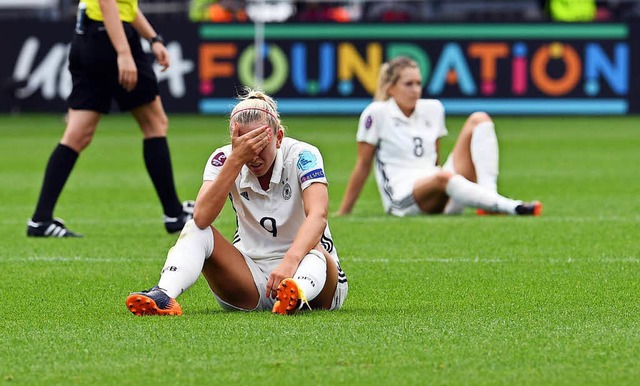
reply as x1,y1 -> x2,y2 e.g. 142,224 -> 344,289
337,56 -> 542,217
126,88 -> 348,316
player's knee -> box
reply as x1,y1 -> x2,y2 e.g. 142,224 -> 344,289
176,219 -> 215,258
182,219 -> 213,235
181,219 -> 197,232
193,214 -> 213,230
306,249 -> 327,265
468,111 -> 492,126
182,218 -> 214,236
435,170 -> 453,189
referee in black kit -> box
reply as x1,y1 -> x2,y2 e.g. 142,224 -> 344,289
27,0 -> 194,238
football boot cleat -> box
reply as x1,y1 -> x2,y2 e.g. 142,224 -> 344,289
272,278 -> 309,316
126,286 -> 182,316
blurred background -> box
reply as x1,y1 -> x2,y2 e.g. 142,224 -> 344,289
1,0 -> 639,115
2,0 -> 640,22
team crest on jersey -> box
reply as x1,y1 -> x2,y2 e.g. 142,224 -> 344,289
282,182 -> 292,200
240,191 -> 249,201
365,115 -> 373,129
211,152 -> 227,167
300,168 -> 325,183
297,150 -> 317,171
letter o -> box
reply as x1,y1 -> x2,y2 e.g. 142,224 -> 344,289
531,43 -> 581,96
238,44 -> 288,94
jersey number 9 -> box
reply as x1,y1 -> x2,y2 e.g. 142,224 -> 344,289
260,217 -> 277,237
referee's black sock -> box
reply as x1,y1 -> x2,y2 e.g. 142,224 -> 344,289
31,143 -> 79,222
143,137 -> 183,217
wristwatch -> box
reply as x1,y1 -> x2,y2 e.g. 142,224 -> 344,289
148,34 -> 165,46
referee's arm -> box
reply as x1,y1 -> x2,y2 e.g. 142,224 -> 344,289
99,0 -> 137,90
132,9 -> 170,70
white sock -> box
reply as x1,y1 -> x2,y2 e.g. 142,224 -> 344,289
470,121 -> 499,192
443,199 -> 466,215
446,174 -> 520,214
157,220 -> 214,298
441,155 -> 465,214
293,250 -> 327,302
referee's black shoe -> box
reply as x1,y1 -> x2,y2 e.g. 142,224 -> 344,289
27,218 -> 83,238
163,200 -> 195,234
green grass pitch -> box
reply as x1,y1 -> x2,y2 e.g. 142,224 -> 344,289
0,113 -> 638,385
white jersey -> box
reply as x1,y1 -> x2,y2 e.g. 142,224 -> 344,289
203,137 -> 339,263
357,98 -> 448,214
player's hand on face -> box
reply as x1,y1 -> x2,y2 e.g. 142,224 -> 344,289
117,52 -> 138,91
152,43 -> 170,71
265,260 -> 298,299
231,123 -> 272,164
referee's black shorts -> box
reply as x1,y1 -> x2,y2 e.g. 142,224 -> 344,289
67,18 -> 159,113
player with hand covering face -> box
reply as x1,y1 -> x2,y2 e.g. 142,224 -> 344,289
126,89 -> 348,316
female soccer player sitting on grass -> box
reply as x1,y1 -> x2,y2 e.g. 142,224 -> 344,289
126,89 -> 348,316
337,56 -> 542,217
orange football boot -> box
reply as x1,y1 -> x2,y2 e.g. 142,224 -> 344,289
126,286 -> 182,316
515,201 -> 543,216
272,278 -> 307,316
477,201 -> 543,216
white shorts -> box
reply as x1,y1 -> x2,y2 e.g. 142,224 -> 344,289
386,154 -> 456,217
211,251 -> 348,312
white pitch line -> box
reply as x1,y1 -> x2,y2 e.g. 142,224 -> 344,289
19,256 -> 158,263
335,216 -> 640,223
347,256 -> 505,264
345,256 -> 640,264
0,255 -> 637,264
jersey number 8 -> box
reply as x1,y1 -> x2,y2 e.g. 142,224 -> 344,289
413,137 -> 424,157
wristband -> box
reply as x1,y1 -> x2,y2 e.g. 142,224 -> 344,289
148,35 -> 164,46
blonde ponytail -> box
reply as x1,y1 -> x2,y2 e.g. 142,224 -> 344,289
374,62 -> 391,101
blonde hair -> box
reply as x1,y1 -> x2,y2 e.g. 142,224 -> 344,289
373,56 -> 419,101
229,87 -> 284,134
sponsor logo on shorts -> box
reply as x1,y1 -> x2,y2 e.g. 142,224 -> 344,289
300,168 -> 325,183
211,152 -> 227,167
297,150 -> 317,171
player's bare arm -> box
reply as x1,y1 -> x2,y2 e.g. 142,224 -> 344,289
266,182 -> 329,298
337,141 -> 375,215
